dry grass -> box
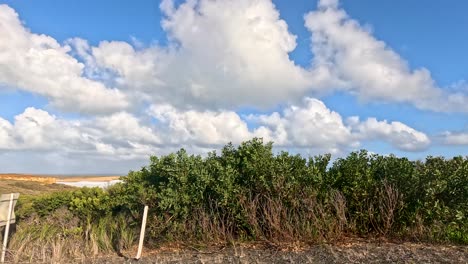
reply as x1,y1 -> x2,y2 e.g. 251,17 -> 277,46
0,179 -> 76,196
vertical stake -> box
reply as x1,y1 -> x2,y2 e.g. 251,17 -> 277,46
135,205 -> 149,260
1,193 -> 14,263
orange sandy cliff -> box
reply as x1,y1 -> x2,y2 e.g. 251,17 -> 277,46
0,174 -> 121,184
0,174 -> 57,184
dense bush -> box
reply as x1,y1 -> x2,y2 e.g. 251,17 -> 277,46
7,138 -> 468,262
115,138 -> 467,244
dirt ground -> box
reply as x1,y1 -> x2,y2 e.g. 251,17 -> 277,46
85,240 -> 468,264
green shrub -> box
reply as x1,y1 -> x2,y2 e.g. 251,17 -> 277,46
7,138 -> 467,262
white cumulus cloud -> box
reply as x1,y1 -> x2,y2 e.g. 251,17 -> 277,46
89,0 -> 317,109
441,131 -> 468,146
249,98 -> 357,153
0,5 -> 128,114
0,1 -> 462,173
304,0 -> 468,112
0,108 -> 160,159
1,1 -> 467,114
149,104 -> 255,146
348,117 -> 431,151
0,96 -> 433,173
81,0 -> 468,113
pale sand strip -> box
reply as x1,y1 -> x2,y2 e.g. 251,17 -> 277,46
0,174 -> 121,184
57,176 -> 121,182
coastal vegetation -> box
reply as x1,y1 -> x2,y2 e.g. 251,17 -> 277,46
2,138 -> 467,262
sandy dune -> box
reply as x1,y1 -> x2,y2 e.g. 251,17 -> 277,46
0,174 -> 121,184
57,176 -> 121,182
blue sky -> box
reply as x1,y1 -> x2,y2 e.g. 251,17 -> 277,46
0,0 -> 466,174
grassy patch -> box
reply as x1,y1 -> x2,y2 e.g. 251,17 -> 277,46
0,180 -> 76,196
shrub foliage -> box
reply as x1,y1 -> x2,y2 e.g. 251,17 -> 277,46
7,138 -> 468,261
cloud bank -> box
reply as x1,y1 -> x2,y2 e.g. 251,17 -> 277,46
0,98 -> 431,159
0,0 -> 466,172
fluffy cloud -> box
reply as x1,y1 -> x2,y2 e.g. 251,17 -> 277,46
249,98 -> 357,153
0,96 -> 432,156
0,1 -> 462,173
304,0 -> 468,112
0,108 -> 159,159
250,98 -> 431,152
1,1 -> 467,114
0,5 -> 128,114
0,117 -> 13,148
82,0 -> 468,113
90,0 -> 318,109
149,104 -> 255,146
0,96 -> 432,174
441,131 -> 468,145
94,112 -> 160,146
147,98 -> 358,154
148,98 -> 429,153
347,117 -> 431,151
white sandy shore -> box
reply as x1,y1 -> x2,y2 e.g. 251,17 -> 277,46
56,179 -> 122,188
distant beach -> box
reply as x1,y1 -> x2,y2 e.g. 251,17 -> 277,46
0,174 -> 122,188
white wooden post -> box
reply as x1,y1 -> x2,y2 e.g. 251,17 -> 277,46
135,205 -> 149,260
1,193 -> 14,263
